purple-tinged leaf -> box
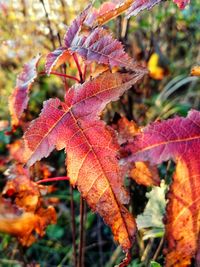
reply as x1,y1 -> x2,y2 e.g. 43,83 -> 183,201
45,47 -> 70,75
69,27 -> 146,72
126,0 -> 163,18
64,4 -> 91,48
9,55 -> 41,127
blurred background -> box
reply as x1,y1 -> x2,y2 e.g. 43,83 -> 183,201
0,0 -> 200,266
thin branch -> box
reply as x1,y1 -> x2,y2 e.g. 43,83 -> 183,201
70,185 -> 77,267
36,176 -> 69,184
78,197 -> 85,267
97,216 -> 103,267
40,0 -> 56,50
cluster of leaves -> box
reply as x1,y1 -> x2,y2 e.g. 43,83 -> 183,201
2,0 -> 200,266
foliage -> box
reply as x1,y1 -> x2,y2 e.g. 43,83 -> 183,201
0,0 -> 200,266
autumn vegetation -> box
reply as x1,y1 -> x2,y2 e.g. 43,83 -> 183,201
0,0 -> 200,266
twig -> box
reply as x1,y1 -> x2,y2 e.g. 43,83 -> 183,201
78,197 -> 85,267
40,0 -> 56,50
97,216 -> 103,267
36,176 -> 69,184
152,237 -> 164,261
70,185 -> 77,267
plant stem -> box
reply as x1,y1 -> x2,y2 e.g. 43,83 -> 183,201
152,237 -> 164,261
70,185 -> 77,267
36,176 -> 69,184
83,65 -> 87,82
73,53 -> 83,83
97,216 -> 103,267
57,32 -> 69,91
39,71 -> 80,83
78,197 -> 85,267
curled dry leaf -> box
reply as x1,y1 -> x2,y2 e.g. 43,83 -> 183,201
0,200 -> 56,247
131,161 -> 160,186
23,71 -> 145,252
9,55 -> 41,127
123,110 -> 200,266
1,164 -> 56,246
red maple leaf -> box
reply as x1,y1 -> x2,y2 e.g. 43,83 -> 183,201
122,110 -> 200,266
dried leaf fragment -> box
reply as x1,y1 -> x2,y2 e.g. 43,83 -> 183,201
1,165 -> 56,246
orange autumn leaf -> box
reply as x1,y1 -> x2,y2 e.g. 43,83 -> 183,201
117,117 -> 160,186
131,161 -> 160,186
1,165 -> 56,246
0,199 -> 56,247
123,110 -> 200,266
191,66 -> 200,77
45,48 -> 71,75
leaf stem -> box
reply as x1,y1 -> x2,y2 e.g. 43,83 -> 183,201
83,65 -> 87,82
73,53 -> 84,83
36,176 -> 70,184
39,71 -> 80,82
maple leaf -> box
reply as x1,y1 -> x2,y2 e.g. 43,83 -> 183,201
45,4 -> 146,74
69,26 -> 145,72
122,110 -> 200,266
9,55 -> 41,127
23,71 -> 144,252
